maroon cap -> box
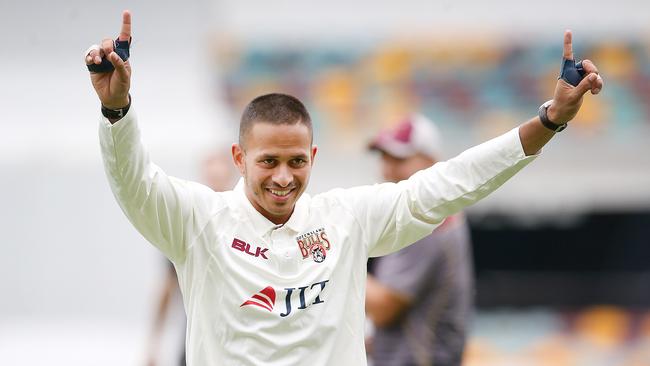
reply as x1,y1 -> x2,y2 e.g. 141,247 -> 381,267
369,114 -> 444,160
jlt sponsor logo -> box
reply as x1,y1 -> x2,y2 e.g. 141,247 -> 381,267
280,280 -> 329,317
240,280 -> 330,317
296,228 -> 331,263
231,238 -> 268,260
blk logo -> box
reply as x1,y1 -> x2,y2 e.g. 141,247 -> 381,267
231,238 -> 268,260
240,280 -> 330,317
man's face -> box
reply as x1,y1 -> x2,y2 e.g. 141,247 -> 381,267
380,151 -> 435,183
232,121 -> 317,224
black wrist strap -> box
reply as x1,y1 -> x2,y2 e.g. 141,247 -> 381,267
538,100 -> 567,132
102,94 -> 131,120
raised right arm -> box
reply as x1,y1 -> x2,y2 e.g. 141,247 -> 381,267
87,11 -> 220,262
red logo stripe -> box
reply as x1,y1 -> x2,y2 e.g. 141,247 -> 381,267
241,299 -> 273,312
240,286 -> 276,312
259,286 -> 276,303
251,294 -> 273,308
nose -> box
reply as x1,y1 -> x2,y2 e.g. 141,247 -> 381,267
272,165 -> 293,188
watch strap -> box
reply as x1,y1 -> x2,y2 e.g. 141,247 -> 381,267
101,94 -> 131,120
538,100 -> 567,132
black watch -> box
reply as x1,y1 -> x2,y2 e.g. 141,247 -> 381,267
538,100 -> 567,132
102,94 -> 131,119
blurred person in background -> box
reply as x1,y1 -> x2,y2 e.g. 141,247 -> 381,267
146,152 -> 238,366
366,114 -> 473,366
84,11 -> 603,365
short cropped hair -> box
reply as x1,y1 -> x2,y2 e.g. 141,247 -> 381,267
239,93 -> 313,147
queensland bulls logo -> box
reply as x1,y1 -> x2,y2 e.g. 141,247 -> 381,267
296,228 -> 331,263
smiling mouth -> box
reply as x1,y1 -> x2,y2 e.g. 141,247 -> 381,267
266,188 -> 294,198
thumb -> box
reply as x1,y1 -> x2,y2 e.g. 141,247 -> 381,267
573,73 -> 597,98
108,52 -> 129,79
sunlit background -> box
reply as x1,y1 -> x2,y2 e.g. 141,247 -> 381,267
1,0 -> 650,365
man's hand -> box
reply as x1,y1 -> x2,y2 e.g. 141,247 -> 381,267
85,10 -> 132,109
547,30 -> 604,124
518,31 -> 604,155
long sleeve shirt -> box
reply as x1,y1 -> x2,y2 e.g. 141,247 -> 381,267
99,110 -> 536,365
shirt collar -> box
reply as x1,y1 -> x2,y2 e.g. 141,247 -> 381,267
234,178 -> 309,236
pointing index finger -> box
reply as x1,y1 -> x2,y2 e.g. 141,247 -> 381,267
119,10 -> 131,41
563,29 -> 573,60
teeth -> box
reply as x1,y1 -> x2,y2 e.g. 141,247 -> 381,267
269,189 -> 290,196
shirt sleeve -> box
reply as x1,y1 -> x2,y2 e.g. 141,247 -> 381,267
339,127 -> 537,257
99,110 -> 223,263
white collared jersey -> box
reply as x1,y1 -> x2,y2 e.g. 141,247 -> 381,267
99,111 -> 536,366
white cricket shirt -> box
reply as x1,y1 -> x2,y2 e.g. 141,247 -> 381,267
99,111 -> 536,365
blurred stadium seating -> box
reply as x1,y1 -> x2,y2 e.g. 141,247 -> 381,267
465,306 -> 650,366
215,37 -> 650,148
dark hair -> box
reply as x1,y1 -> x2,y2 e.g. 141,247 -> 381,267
239,93 -> 313,146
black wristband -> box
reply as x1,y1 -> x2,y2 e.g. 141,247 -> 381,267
538,100 -> 567,132
101,94 -> 131,120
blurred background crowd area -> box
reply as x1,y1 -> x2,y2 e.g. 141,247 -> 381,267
465,306 -> 650,366
215,38 -> 650,149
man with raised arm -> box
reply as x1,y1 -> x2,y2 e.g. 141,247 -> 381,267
85,11 -> 603,366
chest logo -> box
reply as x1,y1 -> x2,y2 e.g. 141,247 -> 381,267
231,238 -> 269,260
240,280 -> 329,317
241,286 -> 276,312
296,228 -> 331,263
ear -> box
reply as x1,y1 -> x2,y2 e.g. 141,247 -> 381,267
231,143 -> 246,175
310,145 -> 318,166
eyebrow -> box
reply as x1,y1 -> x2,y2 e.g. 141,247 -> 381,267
257,153 -> 309,160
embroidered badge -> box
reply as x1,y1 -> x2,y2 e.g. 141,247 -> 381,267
310,243 -> 326,263
296,228 -> 331,263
